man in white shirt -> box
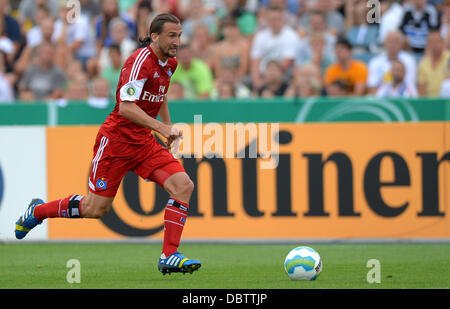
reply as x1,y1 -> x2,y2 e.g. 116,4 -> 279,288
250,5 -> 298,92
376,60 -> 418,98
367,30 -> 417,94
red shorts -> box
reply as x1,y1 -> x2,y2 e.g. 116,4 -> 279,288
88,132 -> 185,197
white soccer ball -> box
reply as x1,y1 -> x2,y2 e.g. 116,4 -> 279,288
284,246 -> 322,281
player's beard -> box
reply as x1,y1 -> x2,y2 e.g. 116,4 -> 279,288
160,43 -> 178,58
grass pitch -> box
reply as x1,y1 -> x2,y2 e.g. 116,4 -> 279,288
0,243 -> 448,289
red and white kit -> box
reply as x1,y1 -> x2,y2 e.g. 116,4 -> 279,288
88,46 -> 185,197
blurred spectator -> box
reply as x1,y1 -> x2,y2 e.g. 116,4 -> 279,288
345,0 -> 379,63
298,0 -> 345,36
135,1 -> 156,48
211,17 -> 249,81
100,44 -> 122,99
64,72 -> 90,101
297,9 -> 336,49
53,5 -> 97,68
89,17 -> 137,77
88,77 -> 111,108
25,5 -> 54,48
286,63 -> 322,97
18,0 -> 59,25
0,0 -> 22,61
367,30 -> 417,94
324,36 -> 368,96
181,0 -> 217,41
191,23 -> 215,67
295,32 -> 335,75
440,0 -> 450,49
171,42 -> 214,99
95,0 -> 136,49
167,81 -> 185,100
15,16 -> 56,76
378,0 -> 404,44
439,59 -> 450,96
250,5 -> 298,92
0,53 -> 14,102
18,42 -> 66,100
258,0 -> 300,29
418,31 -> 450,97
216,80 -> 236,99
326,79 -> 351,97
399,0 -> 440,61
257,60 -> 289,97
216,0 -> 257,37
211,66 -> 251,99
376,60 -> 419,98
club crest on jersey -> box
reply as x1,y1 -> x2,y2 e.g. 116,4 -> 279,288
126,86 -> 136,96
168,69 -> 173,77
96,178 -> 108,190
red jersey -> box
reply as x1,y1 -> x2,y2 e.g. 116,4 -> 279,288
99,46 -> 178,145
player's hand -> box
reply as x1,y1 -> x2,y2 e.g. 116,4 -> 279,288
165,128 -> 183,150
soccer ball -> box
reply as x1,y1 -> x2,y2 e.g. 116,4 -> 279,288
284,246 -> 322,281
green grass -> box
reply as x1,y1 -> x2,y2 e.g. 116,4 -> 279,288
0,243 -> 449,289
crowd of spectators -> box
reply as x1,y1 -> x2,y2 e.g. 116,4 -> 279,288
1,0 -> 450,105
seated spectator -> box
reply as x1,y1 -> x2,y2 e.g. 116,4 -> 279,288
100,44 -> 122,99
258,0 -> 300,29
285,63 -> 322,97
376,60 -> 418,98
64,72 -> 90,101
95,0 -> 136,49
250,5 -> 298,92
25,5 -> 54,48
0,53 -> 14,103
440,0 -> 450,49
167,81 -> 185,100
212,66 -> 251,99
298,0 -> 345,37
324,36 -> 368,96
181,0 -> 217,41
327,79 -> 351,97
18,42 -> 66,101
399,0 -> 440,62
344,0 -> 379,63
216,80 -> 236,99
53,5 -> 97,68
418,31 -> 450,97
367,30 -> 417,94
257,60 -> 289,98
18,0 -> 59,25
190,23 -> 215,68
439,59 -> 450,97
378,0 -> 404,44
89,17 -> 137,77
171,42 -> 214,99
0,0 -> 22,66
211,17 -> 250,81
216,0 -> 257,37
295,32 -> 335,75
88,77 -> 111,109
296,9 -> 336,54
135,0 -> 156,48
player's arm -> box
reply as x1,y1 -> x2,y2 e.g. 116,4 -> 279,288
119,100 -> 175,139
159,97 -> 172,126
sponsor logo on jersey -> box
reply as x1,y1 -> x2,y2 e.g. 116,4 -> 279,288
142,91 -> 167,102
153,72 -> 160,78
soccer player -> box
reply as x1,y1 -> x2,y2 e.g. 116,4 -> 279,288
14,13 -> 201,275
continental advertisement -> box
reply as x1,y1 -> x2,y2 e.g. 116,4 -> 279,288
46,122 -> 450,240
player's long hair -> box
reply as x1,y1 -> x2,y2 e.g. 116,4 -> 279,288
139,13 -> 180,45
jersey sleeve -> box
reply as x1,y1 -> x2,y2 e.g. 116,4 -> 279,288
119,48 -> 152,102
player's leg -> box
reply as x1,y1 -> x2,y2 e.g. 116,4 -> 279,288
135,150 -> 201,274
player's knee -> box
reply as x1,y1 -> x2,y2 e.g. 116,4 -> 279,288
170,177 -> 194,198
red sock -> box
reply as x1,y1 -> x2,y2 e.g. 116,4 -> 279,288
34,195 -> 84,221
162,198 -> 189,257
